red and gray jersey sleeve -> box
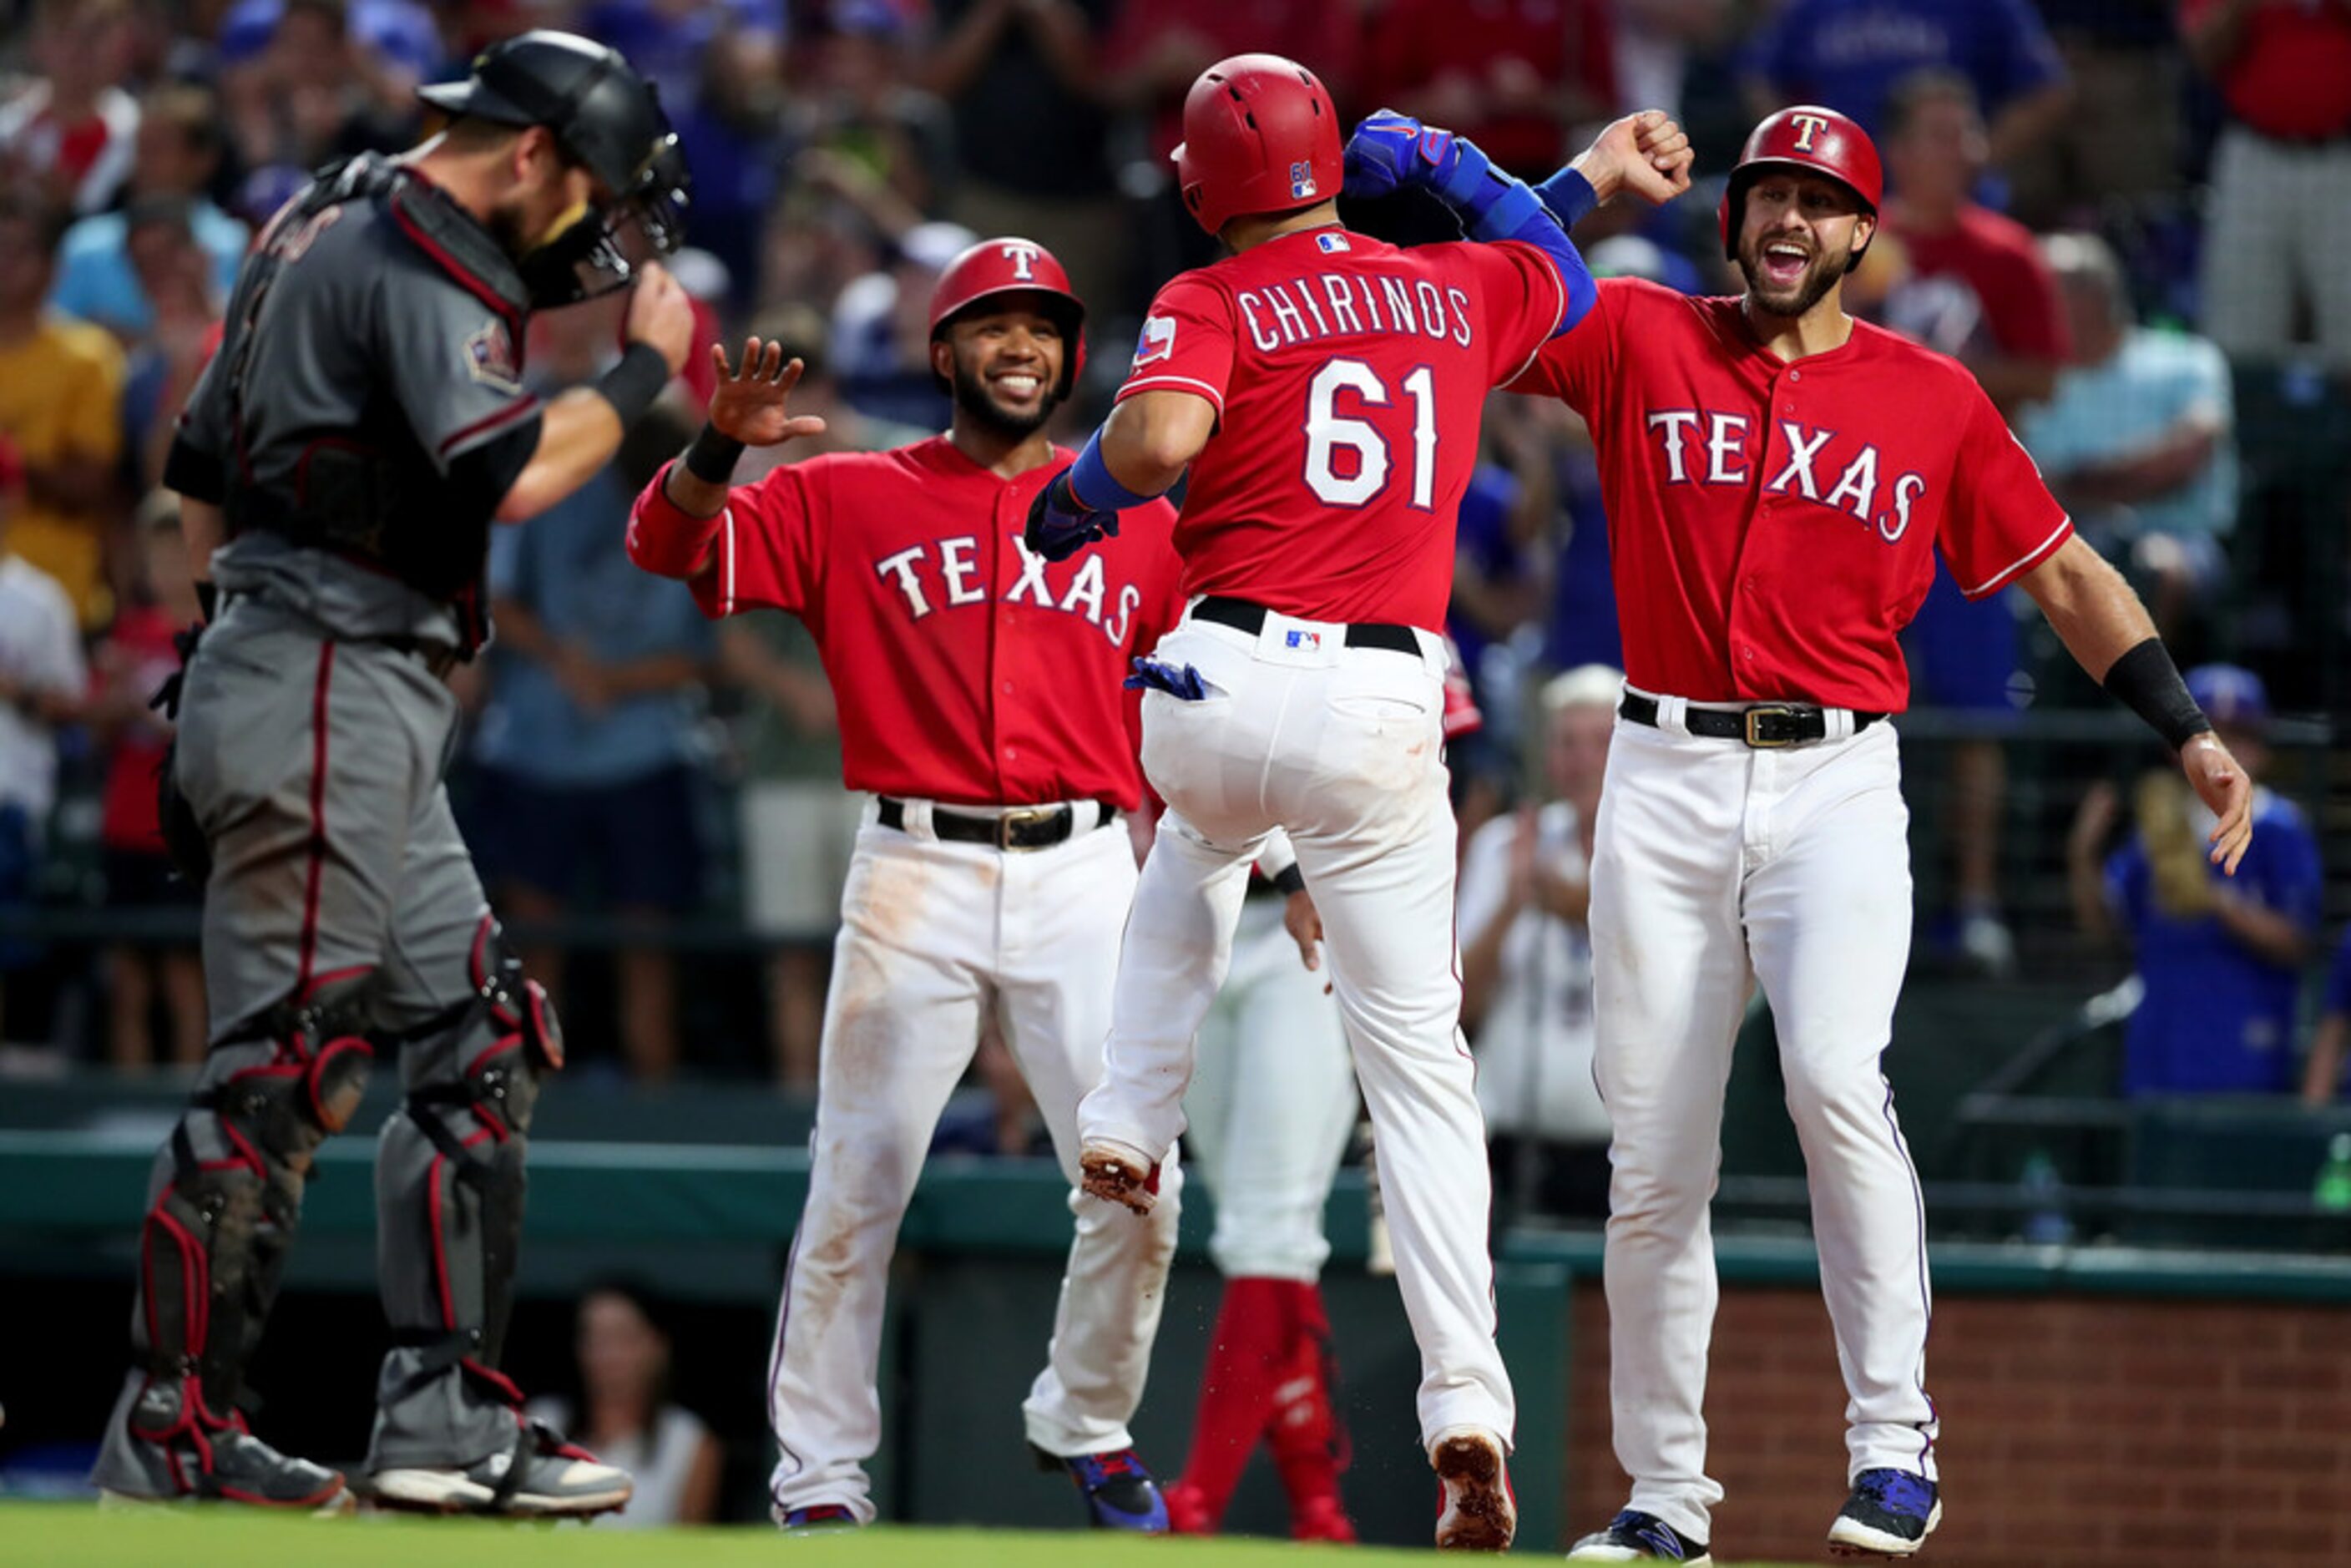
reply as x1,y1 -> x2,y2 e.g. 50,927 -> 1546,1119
375,260 -> 542,478
1937,379 -> 2073,599
1115,273 -> 1237,421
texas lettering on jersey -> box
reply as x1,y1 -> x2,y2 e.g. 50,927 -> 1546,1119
1118,225 -> 1566,631
1514,278 -> 2070,711
629,436 -> 1185,808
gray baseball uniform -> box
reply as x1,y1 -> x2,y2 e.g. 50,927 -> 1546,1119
94,154 -> 575,1499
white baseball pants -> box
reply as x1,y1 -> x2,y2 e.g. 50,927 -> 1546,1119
766,806 -> 1181,1521
1590,702 -> 1937,1545
1186,895 -> 1359,1282
1079,607 -> 1514,1449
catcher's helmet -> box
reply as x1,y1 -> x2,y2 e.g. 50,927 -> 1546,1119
1719,104 -> 1881,273
419,30 -> 690,305
928,236 -> 1086,398
1172,53 -> 1342,237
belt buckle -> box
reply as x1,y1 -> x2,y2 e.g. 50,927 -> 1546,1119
1742,705 -> 1802,748
996,806 -> 1054,850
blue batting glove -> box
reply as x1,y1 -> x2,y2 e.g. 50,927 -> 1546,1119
1024,468 -> 1120,564
1343,109 -> 1462,200
1123,656 -> 1210,701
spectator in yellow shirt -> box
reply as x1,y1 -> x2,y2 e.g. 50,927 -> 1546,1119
0,192 -> 126,629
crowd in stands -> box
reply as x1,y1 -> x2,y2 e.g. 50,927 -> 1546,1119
3,0 -> 2348,1116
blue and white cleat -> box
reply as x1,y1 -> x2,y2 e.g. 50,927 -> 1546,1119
1033,1443 -> 1169,1532
1566,1507 -> 1714,1563
1829,1468 -> 1942,1557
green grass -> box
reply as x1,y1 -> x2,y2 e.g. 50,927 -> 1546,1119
2,1502 -> 1816,1566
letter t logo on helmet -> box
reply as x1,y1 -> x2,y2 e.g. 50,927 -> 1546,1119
1172,53 -> 1343,237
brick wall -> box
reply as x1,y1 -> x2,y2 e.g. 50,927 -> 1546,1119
1562,1282 -> 2351,1567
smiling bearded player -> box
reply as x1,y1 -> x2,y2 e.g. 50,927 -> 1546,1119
1361,103 -> 2257,1562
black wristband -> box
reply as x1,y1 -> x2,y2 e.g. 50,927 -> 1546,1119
195,580 -> 219,623
683,422 -> 746,485
2102,636 -> 2212,751
1272,864 -> 1308,898
596,342 -> 670,429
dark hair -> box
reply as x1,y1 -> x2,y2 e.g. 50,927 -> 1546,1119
124,194 -> 199,246
144,84 -> 225,163
1883,69 -> 1979,142
0,192 -> 70,257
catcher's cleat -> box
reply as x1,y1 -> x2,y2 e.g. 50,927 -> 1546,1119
1032,1441 -> 1169,1532
369,1423 -> 631,1517
1077,1140 -> 1160,1214
1429,1426 -> 1515,1551
96,1427 -> 354,1515
1566,1508 -> 1714,1563
1829,1468 -> 1941,1558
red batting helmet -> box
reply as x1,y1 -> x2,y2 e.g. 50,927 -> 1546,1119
1172,53 -> 1342,237
927,235 -> 1087,398
1719,105 -> 1883,273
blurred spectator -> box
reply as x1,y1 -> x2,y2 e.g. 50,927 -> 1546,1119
88,499 -> 207,1073
828,219 -> 973,429
49,83 -> 249,343
218,0 -> 443,97
2301,925 -> 2351,1106
1101,0 -> 1357,163
1874,69 -> 2070,980
0,192 -> 128,630
1457,664 -> 1620,1223
1613,0 -> 1736,122
2021,233 -> 2237,645
0,434 -> 89,1024
721,308 -> 924,1088
1358,0 -> 1616,179
526,1281 -> 723,1529
0,0 -> 142,217
918,0 -> 1123,314
471,372 -> 718,1083
219,0 -> 427,194
577,0 -> 787,114
2182,0 -> 2351,368
2067,665 -> 2318,1096
119,199 -> 227,496
1447,392 -> 1555,726
1742,0 -> 2070,167
665,14 -> 796,316
2004,0 -> 2184,227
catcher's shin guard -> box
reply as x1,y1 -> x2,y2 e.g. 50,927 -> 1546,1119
371,918 -> 564,1470
93,976 -> 377,1502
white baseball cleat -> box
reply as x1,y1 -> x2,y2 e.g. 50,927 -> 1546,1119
370,1430 -> 632,1518
1428,1425 -> 1515,1551
1078,1139 -> 1160,1214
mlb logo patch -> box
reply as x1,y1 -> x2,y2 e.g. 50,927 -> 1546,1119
1290,160 -> 1317,201
1134,314 -> 1176,367
1316,232 -> 1350,254
1285,629 -> 1322,650
465,320 -> 522,392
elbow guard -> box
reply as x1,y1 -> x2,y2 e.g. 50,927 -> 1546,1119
1439,141 -> 1598,336
625,460 -> 723,579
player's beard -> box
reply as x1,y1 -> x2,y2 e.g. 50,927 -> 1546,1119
951,357 -> 1060,443
1737,233 -> 1845,320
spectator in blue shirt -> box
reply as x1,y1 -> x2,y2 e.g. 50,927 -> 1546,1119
1742,0 -> 2070,169
469,398 -> 719,1083
48,85 -> 246,342
2068,666 -> 2320,1096
2302,928 -> 2351,1106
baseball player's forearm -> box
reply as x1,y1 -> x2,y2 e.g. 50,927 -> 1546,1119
496,387 -> 623,523
1095,391 -> 1216,498
2019,534 -> 2160,685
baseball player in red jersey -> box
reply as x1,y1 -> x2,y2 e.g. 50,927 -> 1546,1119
1020,53 -> 1688,1551
1366,105 -> 2252,1562
623,238 -> 1191,1534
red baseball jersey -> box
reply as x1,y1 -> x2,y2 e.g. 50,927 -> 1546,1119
1117,225 -> 1566,631
629,438 -> 1184,807
1513,279 -> 2071,712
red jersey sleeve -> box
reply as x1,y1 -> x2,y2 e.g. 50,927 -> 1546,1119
1460,238 -> 1568,388
1116,272 -> 1237,421
694,459 -> 828,623
1508,275 -> 1631,416
1938,378 -> 2073,599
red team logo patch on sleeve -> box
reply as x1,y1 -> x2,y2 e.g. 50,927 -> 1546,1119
1135,316 -> 1177,367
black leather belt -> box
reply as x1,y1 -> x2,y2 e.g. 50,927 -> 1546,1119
877,797 -> 1114,851
1191,595 -> 1420,655
1619,691 -> 1885,748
